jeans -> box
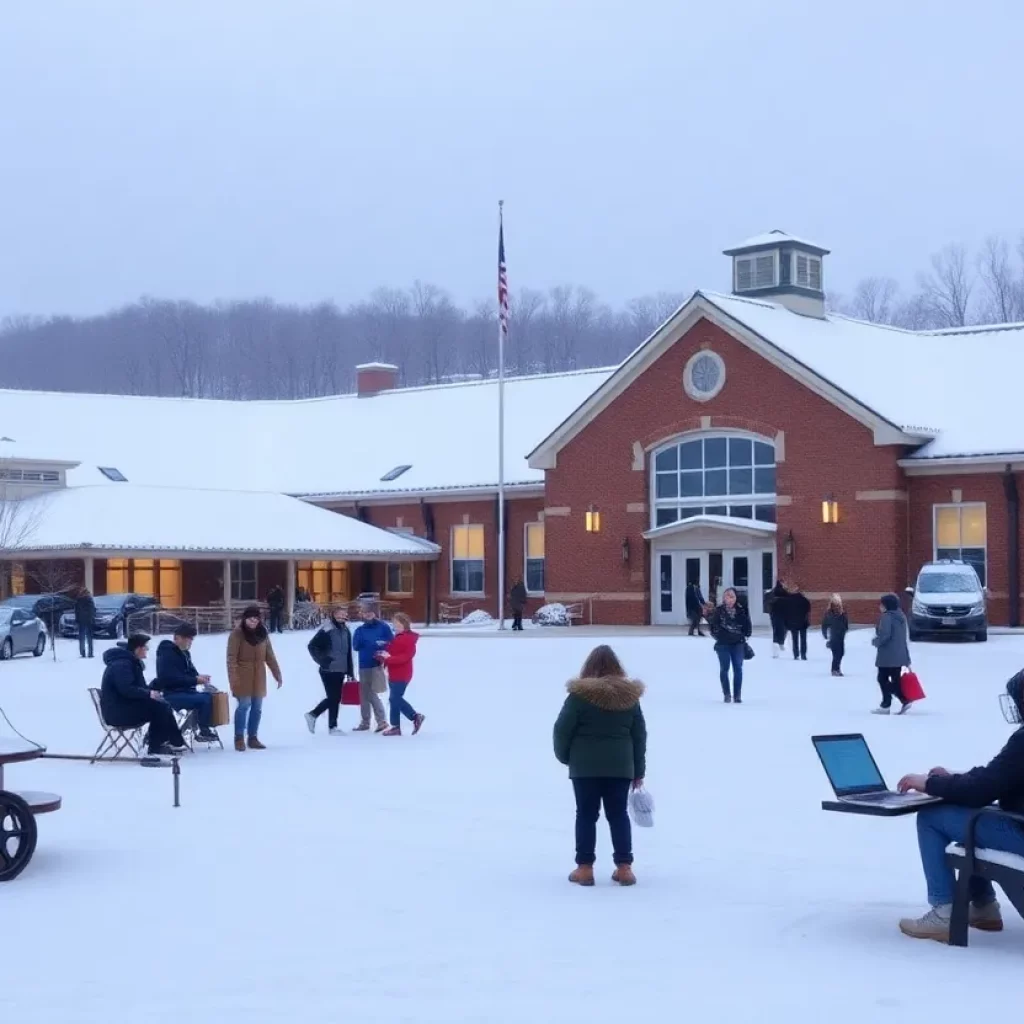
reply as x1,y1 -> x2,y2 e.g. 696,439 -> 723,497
511,612 -> 524,631
268,609 -> 283,633
688,611 -> 704,636
830,640 -> 845,673
916,804 -> 1024,906
358,666 -> 387,726
572,778 -> 633,866
877,667 -> 905,708
716,643 -> 744,699
310,670 -> 344,729
234,696 -> 263,738
78,624 -> 94,658
388,682 -> 417,728
163,690 -> 213,731
790,628 -> 807,659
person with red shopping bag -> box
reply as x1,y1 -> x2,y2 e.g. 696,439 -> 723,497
376,612 -> 425,736
871,593 -> 913,715
900,668 -> 926,704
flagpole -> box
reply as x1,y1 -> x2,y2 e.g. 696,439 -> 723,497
497,200 -> 507,631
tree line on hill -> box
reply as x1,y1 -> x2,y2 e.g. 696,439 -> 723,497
1,234 -> 1021,399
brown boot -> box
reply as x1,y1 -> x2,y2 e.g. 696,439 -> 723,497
612,865 -> 637,886
568,865 -> 595,886
234,736 -> 245,752
247,736 -> 266,750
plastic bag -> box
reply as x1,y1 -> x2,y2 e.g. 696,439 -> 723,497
629,786 -> 655,828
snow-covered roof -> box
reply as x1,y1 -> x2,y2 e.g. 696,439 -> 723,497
12,485 -> 441,558
0,367 -> 614,497
722,230 -> 830,255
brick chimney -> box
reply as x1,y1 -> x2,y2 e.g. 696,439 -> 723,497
355,362 -> 399,396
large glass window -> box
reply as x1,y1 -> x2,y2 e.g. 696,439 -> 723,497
524,522 -> 545,594
652,434 -> 776,526
231,560 -> 258,602
451,525 -> 485,595
934,504 -> 987,585
386,562 -> 414,595
106,558 -> 130,593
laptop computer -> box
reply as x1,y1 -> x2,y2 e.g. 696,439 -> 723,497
812,733 -> 942,811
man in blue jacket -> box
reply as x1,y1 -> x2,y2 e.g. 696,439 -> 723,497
351,601 -> 393,732
896,671 -> 1024,941
99,634 -> 187,756
153,623 -> 219,743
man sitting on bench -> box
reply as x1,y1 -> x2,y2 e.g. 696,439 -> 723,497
100,633 -> 187,757
154,623 -> 219,743
895,671 -> 1024,941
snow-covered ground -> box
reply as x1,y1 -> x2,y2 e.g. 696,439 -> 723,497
2,628 -> 1023,1023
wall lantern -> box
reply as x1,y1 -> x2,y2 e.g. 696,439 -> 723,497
621,537 -> 630,563
821,494 -> 839,525
783,529 -> 795,560
585,505 -> 601,533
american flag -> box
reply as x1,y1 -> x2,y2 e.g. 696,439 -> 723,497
498,211 -> 509,337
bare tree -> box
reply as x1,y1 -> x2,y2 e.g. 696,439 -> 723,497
977,236 -> 1024,324
844,277 -> 902,324
27,559 -> 79,660
918,243 -> 975,328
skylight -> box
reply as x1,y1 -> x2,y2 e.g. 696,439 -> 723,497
98,467 -> 127,482
380,464 -> 412,482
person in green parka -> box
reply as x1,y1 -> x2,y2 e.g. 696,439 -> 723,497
553,644 -> 647,887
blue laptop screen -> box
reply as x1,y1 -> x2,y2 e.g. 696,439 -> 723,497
816,737 -> 885,792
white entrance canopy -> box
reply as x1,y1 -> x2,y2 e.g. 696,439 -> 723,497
643,514 -> 777,543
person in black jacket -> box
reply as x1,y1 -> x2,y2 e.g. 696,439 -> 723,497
709,588 -> 752,704
685,580 -> 707,637
785,584 -> 811,661
767,580 -> 789,657
509,578 -> 528,631
267,586 -> 285,634
75,587 -> 96,659
821,594 -> 849,676
100,634 -> 187,756
895,671 -> 1024,941
153,623 -> 219,743
304,606 -> 354,735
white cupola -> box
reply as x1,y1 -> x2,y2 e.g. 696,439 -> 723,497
722,229 -> 830,318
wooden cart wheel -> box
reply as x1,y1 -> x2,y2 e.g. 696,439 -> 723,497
0,790 -> 38,882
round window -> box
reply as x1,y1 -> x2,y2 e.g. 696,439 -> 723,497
684,350 -> 726,402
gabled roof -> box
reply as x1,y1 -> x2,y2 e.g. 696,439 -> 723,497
723,230 -> 830,256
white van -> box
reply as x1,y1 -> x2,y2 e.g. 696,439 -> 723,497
908,560 -> 987,642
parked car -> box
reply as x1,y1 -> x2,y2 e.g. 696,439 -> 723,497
0,606 -> 48,659
58,593 -> 158,640
1,593 -> 76,634
908,560 -> 988,642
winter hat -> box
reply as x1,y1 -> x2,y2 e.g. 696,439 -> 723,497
241,605 -> 262,621
880,593 -> 900,612
126,632 -> 151,653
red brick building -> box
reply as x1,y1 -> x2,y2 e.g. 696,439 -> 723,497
3,230 -> 1021,628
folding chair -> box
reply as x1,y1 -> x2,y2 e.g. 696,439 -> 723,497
88,688 -> 144,762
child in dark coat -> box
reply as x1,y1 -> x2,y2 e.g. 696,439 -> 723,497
821,594 -> 850,677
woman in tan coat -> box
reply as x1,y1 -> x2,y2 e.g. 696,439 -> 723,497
227,605 -> 283,751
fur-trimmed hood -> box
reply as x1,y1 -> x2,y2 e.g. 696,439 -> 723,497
567,676 -> 645,711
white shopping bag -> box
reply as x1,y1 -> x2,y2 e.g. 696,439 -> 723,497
629,786 -> 655,828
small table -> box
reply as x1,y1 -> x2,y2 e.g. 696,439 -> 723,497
0,738 -> 62,882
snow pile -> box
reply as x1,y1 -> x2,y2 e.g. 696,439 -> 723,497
533,602 -> 571,626
460,609 -> 494,626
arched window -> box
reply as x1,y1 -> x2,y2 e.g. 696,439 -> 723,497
651,433 -> 776,527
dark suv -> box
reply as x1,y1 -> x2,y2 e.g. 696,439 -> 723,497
58,593 -> 158,639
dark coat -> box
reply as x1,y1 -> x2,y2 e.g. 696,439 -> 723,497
925,728 -> 1024,817
821,610 -> 849,646
153,639 -> 200,694
767,583 -> 789,621
872,609 -> 911,668
685,583 -> 706,616
784,592 -> 811,630
100,645 -> 152,725
267,586 -> 285,610
553,676 -> 647,780
307,621 -> 354,677
509,581 -> 528,613
709,603 -> 752,646
75,594 -> 96,625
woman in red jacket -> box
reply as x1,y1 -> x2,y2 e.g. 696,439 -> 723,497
377,612 -> 425,736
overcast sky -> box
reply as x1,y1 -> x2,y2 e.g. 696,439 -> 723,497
2,0 -> 1022,316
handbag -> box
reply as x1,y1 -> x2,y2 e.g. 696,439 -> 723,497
743,642 -> 755,661
341,679 -> 360,706
901,668 -> 925,703
629,786 -> 655,828
210,690 -> 230,728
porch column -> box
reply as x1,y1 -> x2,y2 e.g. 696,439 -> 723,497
286,558 -> 296,628
223,558 -> 232,630
83,556 -> 95,592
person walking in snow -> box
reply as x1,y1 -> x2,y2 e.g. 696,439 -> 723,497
267,585 -> 285,633
786,584 -> 811,661
553,644 -> 646,887
376,612 -> 425,736
75,587 -> 96,659
226,605 -> 283,750
351,600 -> 393,732
305,605 -> 354,736
509,578 -> 528,631
768,579 -> 789,658
685,579 -> 707,637
821,594 -> 849,677
872,593 -> 912,715
709,587 -> 752,704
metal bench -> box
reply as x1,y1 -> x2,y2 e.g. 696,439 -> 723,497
944,807 -> 1024,946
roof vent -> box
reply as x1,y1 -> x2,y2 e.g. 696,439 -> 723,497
98,467 -> 127,482
722,230 -> 830,318
380,464 -> 412,482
